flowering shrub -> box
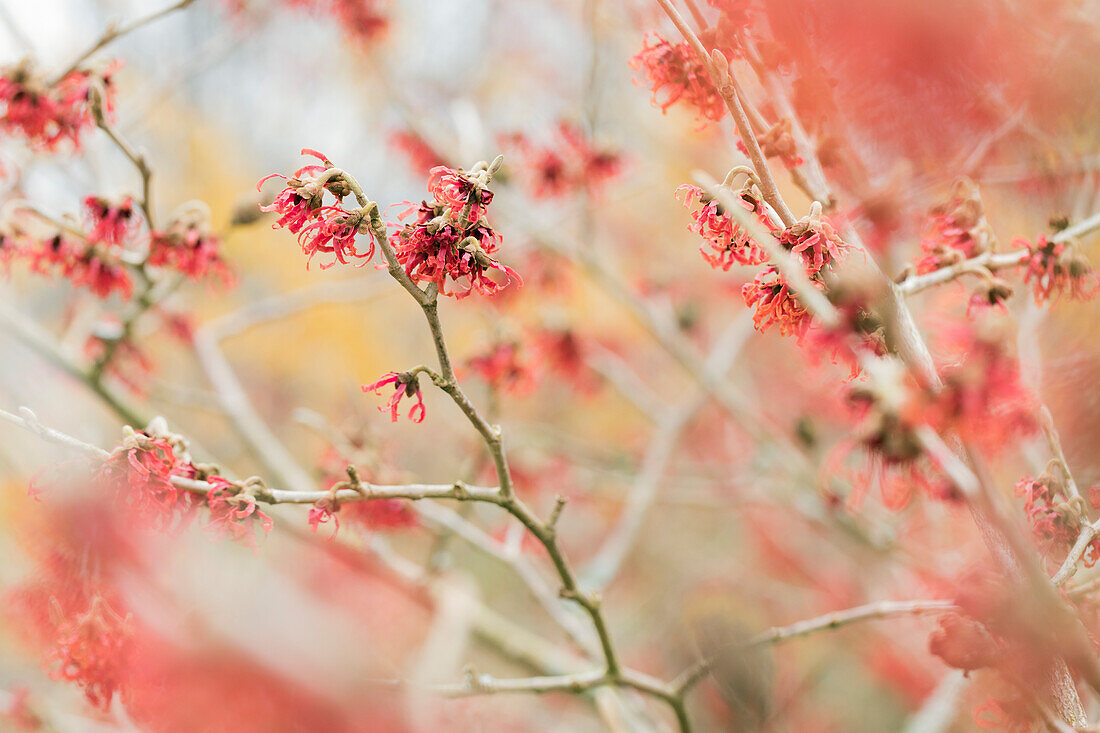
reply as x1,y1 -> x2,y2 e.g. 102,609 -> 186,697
3,1 -> 1100,732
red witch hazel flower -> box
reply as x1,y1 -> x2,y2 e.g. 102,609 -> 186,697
678,178 -> 774,270
631,34 -> 725,124
503,121 -> 623,199
0,59 -> 118,151
909,179 -> 995,276
203,476 -> 274,548
46,596 -> 133,710
742,266 -> 816,339
465,340 -> 537,395
745,203 -> 848,340
780,202 -> 849,274
148,203 -> 233,283
363,371 -> 427,423
97,426 -> 197,529
1015,472 -> 1089,561
25,233 -> 133,299
84,196 -> 137,246
392,157 -> 521,298
1017,232 -> 1098,305
258,148 -> 376,268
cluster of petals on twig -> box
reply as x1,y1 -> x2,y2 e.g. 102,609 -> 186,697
148,203 -> 234,284
901,181 -> 1099,312
501,121 -> 623,199
258,148 -> 376,268
1018,232 -> 1099,305
363,370 -> 427,424
0,58 -> 118,151
390,159 -> 521,298
682,171 -> 849,343
96,424 -> 275,546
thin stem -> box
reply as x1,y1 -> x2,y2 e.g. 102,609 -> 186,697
52,0 -> 199,83
654,0 -> 796,226
95,114 -> 154,226
1052,518 -> 1100,587
673,600 -> 956,694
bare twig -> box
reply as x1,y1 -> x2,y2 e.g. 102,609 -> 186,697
672,599 -> 956,695
52,0 -> 199,83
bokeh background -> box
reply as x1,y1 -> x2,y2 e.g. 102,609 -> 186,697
1,0 -> 1099,730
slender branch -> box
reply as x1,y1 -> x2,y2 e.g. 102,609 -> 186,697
654,0 -> 796,226
1052,518 -> 1100,587
1041,406 -> 1084,504
0,406 -> 110,459
897,249 -> 1030,296
94,111 -> 154,226
672,600 -> 957,695
52,0 -> 199,83
0,298 -> 149,427
582,313 -> 752,589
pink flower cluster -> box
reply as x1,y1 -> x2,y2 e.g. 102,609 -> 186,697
391,165 -> 521,298
678,184 -> 773,270
1018,234 -> 1099,305
20,197 -> 138,299
258,148 -> 376,268
96,429 -> 274,546
148,209 -> 233,284
682,182 -> 848,341
503,122 -> 623,199
913,185 -> 992,275
0,60 -> 119,151
363,371 -> 426,423
630,34 -> 725,124
1015,475 -> 1089,560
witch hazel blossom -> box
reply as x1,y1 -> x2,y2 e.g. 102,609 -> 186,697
392,158 -> 521,298
203,476 -> 274,548
98,426 -> 197,529
258,148 -> 376,268
25,233 -> 133,299
502,122 -> 623,199
84,196 -> 137,246
677,182 -> 773,270
0,59 -> 119,152
46,596 -> 133,710
1017,233 -> 1099,304
148,205 -> 233,283
630,34 -> 725,124
363,371 -> 426,423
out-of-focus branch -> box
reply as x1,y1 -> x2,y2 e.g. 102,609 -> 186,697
52,0 -> 199,83
655,0 -> 795,226
0,406 -> 110,459
672,599 -> 957,695
0,298 -> 149,427
897,210 -> 1100,296
582,312 -> 753,589
191,280 -> 391,494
